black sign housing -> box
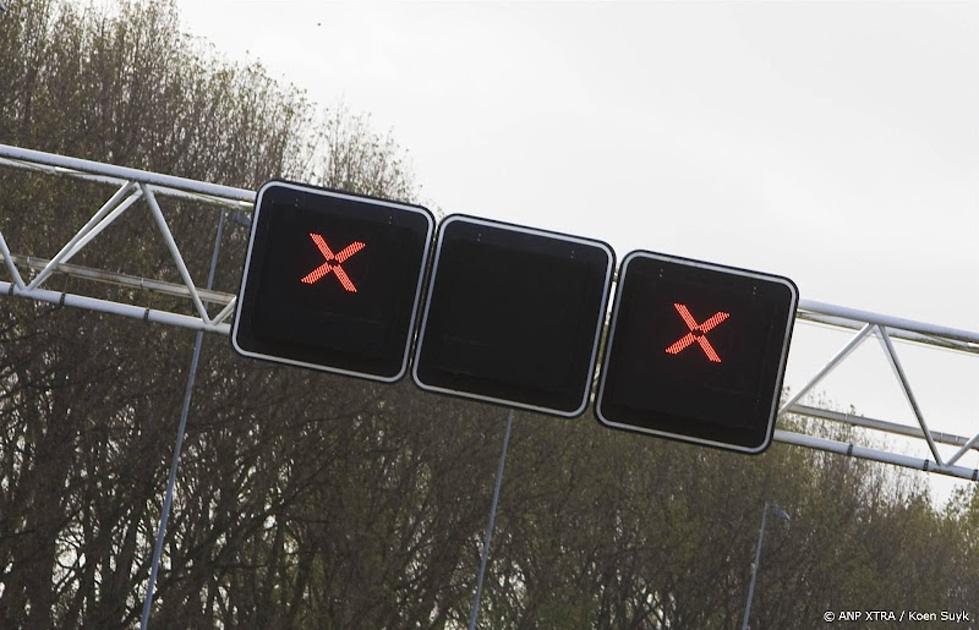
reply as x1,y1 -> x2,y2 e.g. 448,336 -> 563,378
231,180 -> 434,381
595,251 -> 797,453
412,215 -> 615,417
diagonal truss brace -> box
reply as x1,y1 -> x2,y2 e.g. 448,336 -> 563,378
778,322 -> 875,416
0,143 -> 977,481
877,325 -> 944,465
0,229 -> 24,289
141,184 -> 212,324
26,183 -> 142,291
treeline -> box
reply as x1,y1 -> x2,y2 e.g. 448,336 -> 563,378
0,1 -> 976,628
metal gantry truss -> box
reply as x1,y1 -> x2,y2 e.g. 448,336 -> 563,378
0,144 -> 251,333
1,144 -> 977,481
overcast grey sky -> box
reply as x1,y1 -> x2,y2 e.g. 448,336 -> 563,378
172,1 -> 978,497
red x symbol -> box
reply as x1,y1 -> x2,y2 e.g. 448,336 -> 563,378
300,233 -> 366,293
664,303 -> 730,363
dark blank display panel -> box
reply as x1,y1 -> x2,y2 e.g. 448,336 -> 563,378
595,251 -> 797,452
232,180 -> 434,381
412,216 -> 614,417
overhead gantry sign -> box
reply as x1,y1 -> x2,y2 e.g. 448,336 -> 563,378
1,147 -> 976,477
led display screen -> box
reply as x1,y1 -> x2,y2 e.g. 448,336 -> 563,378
412,216 -> 614,417
595,251 -> 797,452
232,180 -> 434,381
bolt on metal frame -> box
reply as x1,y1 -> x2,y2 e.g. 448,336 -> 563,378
1,143 -> 977,481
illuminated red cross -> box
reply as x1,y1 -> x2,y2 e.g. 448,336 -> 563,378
664,303 -> 730,363
300,233 -> 366,293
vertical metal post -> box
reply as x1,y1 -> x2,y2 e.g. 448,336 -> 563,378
467,409 -> 514,630
140,210 -> 226,630
741,502 -> 769,630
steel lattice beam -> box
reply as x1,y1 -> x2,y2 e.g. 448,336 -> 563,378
1,143 -> 977,481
